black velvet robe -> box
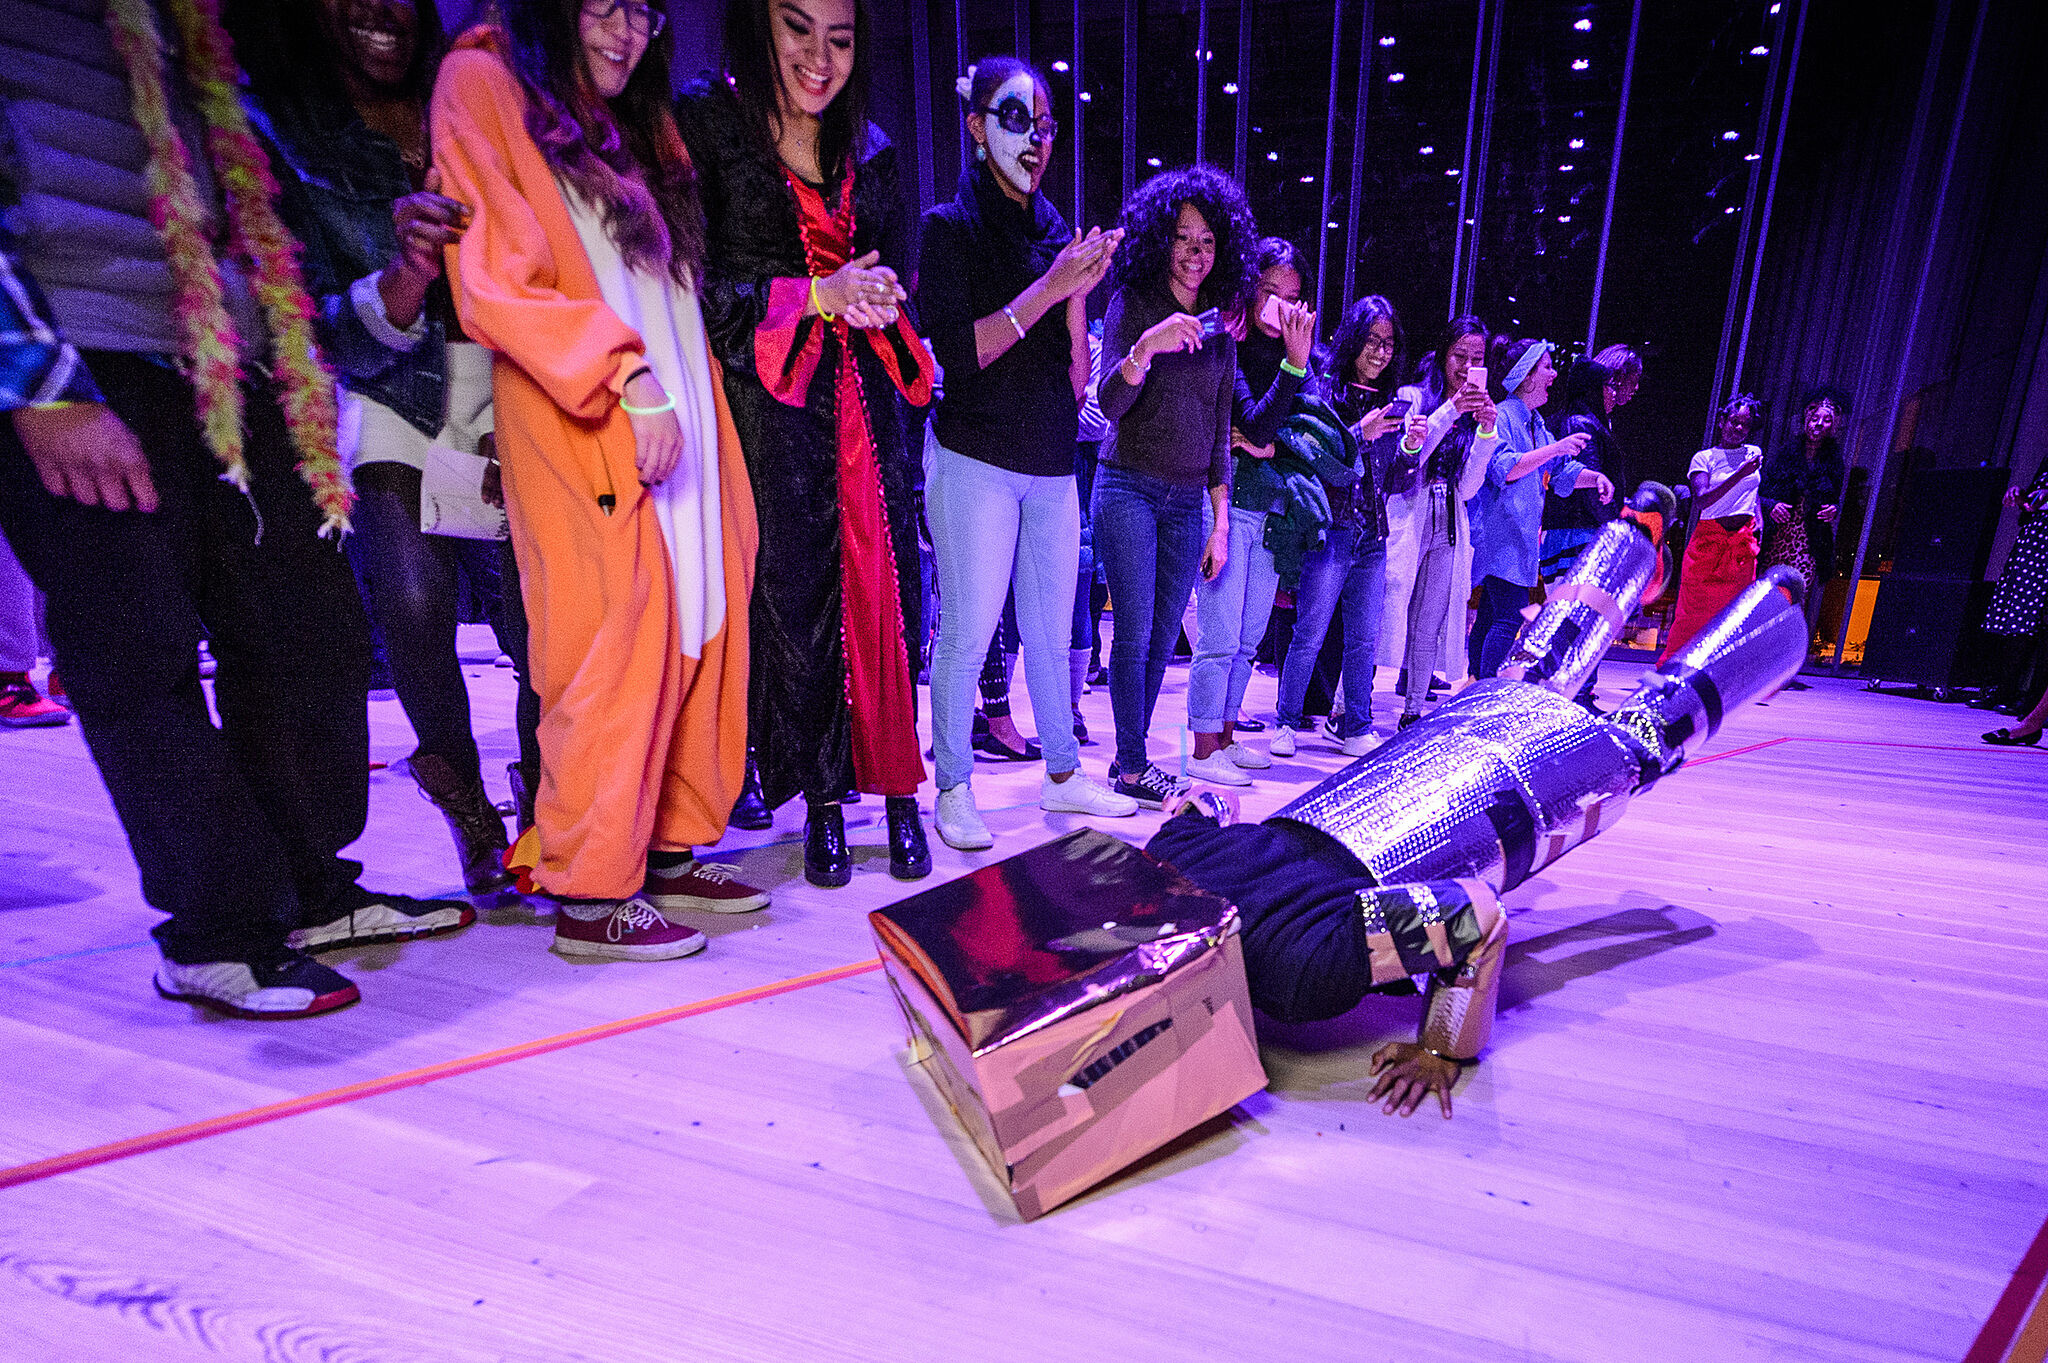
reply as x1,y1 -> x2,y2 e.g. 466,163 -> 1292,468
675,81 -> 930,809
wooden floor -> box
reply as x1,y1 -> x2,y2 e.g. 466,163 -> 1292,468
2,629 -> 2043,1362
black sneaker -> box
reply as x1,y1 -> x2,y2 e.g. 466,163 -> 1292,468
154,950 -> 360,1019
289,885 -> 476,952
1108,761 -> 1188,810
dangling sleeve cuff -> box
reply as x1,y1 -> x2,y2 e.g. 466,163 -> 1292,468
754,275 -> 823,407
607,350 -> 651,398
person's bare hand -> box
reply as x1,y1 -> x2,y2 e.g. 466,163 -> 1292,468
819,250 -> 905,319
1577,469 -> 1615,504
1368,1040 -> 1462,1118
2007,484 -> 2025,509
1277,299 -> 1316,371
623,371 -> 683,485
1453,381 -> 1488,415
1230,427 -> 1275,459
1475,400 -> 1499,431
1557,431 -> 1591,459
11,402 -> 157,512
843,298 -> 900,330
1043,226 -> 1121,301
1817,503 -> 1838,524
1138,312 -> 1207,363
1352,404 -> 1397,444
392,169 -> 467,276
1770,502 -> 1793,524
1199,523 -> 1229,581
1403,411 -> 1430,448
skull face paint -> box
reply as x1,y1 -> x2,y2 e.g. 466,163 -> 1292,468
983,73 -> 1047,198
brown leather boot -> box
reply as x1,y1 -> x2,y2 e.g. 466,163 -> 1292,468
408,752 -> 513,894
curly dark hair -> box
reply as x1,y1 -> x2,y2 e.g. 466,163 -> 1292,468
1109,163 -> 1258,313
724,0 -> 874,183
501,0 -> 705,287
1715,392 -> 1766,439
226,0 -> 447,112
1326,294 -> 1403,391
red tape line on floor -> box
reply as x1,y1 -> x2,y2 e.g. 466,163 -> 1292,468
0,957 -> 883,1192
1965,1213 -> 2048,1363
1686,736 -> 1792,766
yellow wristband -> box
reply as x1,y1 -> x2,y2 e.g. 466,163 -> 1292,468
26,399 -> 86,412
809,275 -> 835,323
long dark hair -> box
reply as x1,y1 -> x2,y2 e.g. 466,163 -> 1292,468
1414,314 -> 1488,409
501,0 -> 704,285
724,0 -> 874,181
1109,163 -> 1258,313
226,0 -> 447,115
1327,294 -> 1402,393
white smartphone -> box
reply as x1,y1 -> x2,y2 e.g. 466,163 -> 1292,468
1467,364 -> 1488,391
1259,293 -> 1286,332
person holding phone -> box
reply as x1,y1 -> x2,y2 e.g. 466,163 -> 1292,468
1660,394 -> 1765,662
1091,165 -> 1257,809
1373,314 -> 1500,732
1185,237 -> 1315,785
1465,337 -> 1603,680
917,57 -> 1138,852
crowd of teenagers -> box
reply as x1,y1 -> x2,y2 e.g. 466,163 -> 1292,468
6,0 -> 2041,1025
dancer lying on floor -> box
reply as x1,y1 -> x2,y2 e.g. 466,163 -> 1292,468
1138,501 -> 1808,1119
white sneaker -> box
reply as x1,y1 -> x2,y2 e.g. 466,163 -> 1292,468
1340,730 -> 1384,758
1040,770 -> 1140,816
1270,726 -> 1297,757
1184,749 -> 1252,786
934,783 -> 993,850
1223,741 -> 1271,770
154,952 -> 360,1019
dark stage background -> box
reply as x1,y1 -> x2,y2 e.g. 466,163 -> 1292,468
437,0 -> 2048,662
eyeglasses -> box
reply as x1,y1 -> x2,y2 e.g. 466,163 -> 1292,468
980,100 -> 1058,142
584,0 -> 665,39
1359,336 -> 1396,354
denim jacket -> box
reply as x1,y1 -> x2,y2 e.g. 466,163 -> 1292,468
246,96 -> 449,439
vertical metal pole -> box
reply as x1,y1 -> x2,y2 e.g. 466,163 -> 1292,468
1706,3 -> 1787,440
1016,0 -> 1031,61
954,0 -> 969,172
1833,0 -> 1984,670
1234,0 -> 1251,183
911,0 -> 937,211
1460,0 -> 1502,316
1448,0 -> 1487,322
1340,0 -> 1372,313
1194,0 -> 1209,164
1313,0 -> 1344,324
1731,0 -> 1808,397
1072,0 -> 1085,227
1584,0 -> 1641,351
1123,0 -> 1137,202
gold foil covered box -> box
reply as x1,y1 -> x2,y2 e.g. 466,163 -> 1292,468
869,828 -> 1268,1220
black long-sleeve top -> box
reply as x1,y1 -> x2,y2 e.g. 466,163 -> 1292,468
1760,437 -> 1848,566
1097,279 -> 1233,491
1232,326 -> 1307,449
916,167 -> 1077,477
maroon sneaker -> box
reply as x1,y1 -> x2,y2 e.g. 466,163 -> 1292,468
643,859 -> 770,916
0,678 -> 69,728
551,898 -> 707,961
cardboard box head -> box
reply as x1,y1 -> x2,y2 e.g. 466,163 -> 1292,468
870,829 -> 1267,1220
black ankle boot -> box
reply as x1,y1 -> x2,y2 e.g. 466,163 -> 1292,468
503,760 -> 537,833
730,748 -> 772,830
409,753 -> 513,894
804,799 -> 852,887
886,796 -> 932,880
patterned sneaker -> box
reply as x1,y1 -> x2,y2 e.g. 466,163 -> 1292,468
1183,749 -> 1252,786
0,678 -> 69,728
552,898 -> 707,961
154,950 -> 360,1019
1222,741 -> 1271,770
643,859 -> 769,915
289,885 -> 476,952
1109,761 -> 1189,810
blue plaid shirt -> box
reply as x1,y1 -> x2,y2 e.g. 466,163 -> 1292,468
0,242 -> 103,412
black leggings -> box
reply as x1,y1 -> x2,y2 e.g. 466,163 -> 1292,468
348,462 -> 538,785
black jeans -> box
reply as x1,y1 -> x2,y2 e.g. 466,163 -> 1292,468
0,353 -> 372,963
348,461 -> 538,785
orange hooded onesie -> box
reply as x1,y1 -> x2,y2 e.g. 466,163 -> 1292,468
430,32 -> 756,900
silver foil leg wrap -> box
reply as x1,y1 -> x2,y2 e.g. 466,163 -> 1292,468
1500,515 -> 1658,699
1605,566 -> 1809,781
1271,679 -> 1642,894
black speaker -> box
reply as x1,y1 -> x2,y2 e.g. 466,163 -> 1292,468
1861,578 -> 1994,688
1889,466 -> 2005,579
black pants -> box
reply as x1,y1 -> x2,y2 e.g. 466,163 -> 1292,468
348,462 -> 538,785
0,353 -> 371,963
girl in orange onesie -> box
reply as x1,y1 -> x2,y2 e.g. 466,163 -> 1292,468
432,0 -> 766,960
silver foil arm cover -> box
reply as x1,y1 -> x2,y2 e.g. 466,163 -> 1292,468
1354,879 -> 1508,1061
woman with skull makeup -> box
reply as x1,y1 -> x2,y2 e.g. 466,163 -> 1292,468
431,0 -> 769,960
915,58 -> 1139,852
674,0 -> 937,889
1092,165 -> 1260,812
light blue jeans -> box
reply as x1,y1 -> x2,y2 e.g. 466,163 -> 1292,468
1277,523 -> 1387,738
925,432 -> 1082,790
1188,504 -> 1279,733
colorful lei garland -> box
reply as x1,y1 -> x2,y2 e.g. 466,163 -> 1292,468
104,0 -> 351,534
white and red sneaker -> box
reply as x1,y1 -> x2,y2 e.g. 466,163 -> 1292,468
154,951 -> 360,1019
551,898 -> 707,961
643,859 -> 769,916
